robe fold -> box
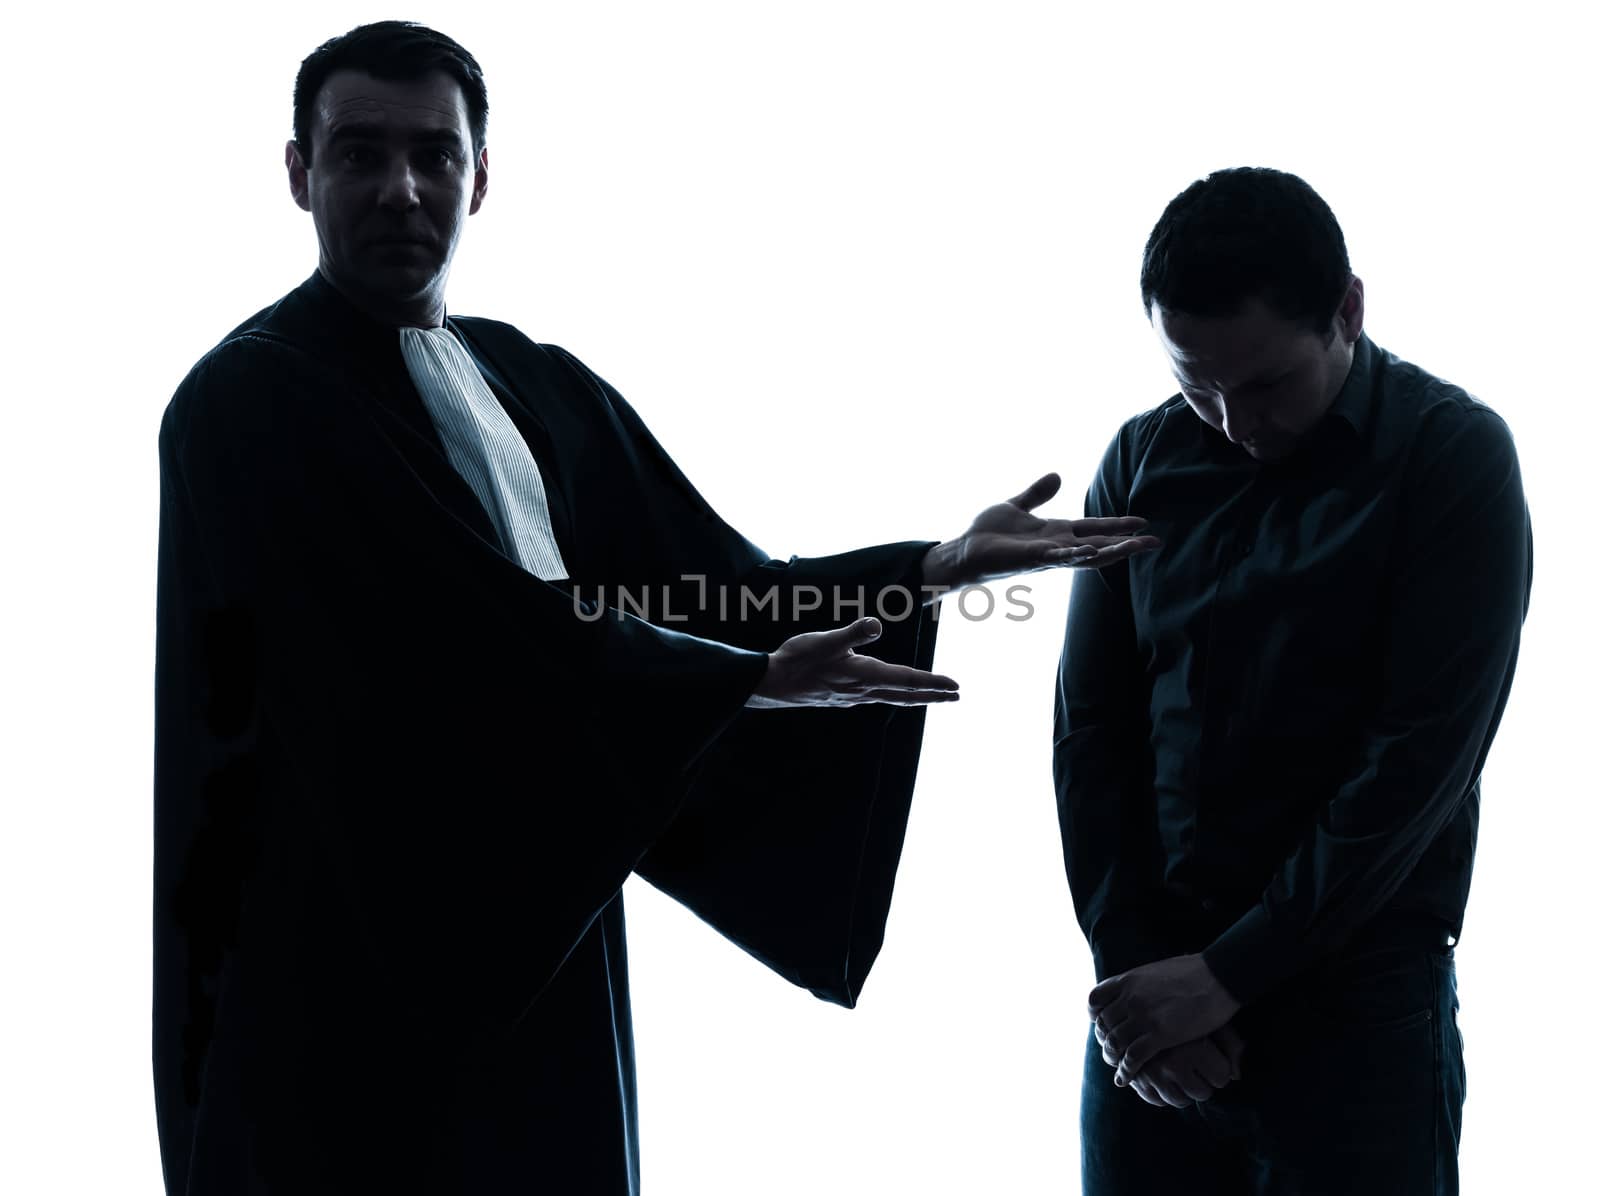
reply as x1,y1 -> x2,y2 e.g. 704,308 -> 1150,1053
153,269 -> 941,1194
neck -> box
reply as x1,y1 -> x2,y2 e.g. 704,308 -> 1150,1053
317,261 -> 447,329
1320,337 -> 1357,413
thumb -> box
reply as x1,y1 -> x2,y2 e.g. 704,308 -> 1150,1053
1006,472 -> 1062,512
828,616 -> 882,651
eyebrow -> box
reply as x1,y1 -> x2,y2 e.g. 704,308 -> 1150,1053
1174,364 -> 1291,392
326,123 -> 465,148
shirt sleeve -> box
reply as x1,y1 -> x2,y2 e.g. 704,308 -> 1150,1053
1054,424 -> 1174,981
1202,405 -> 1533,1006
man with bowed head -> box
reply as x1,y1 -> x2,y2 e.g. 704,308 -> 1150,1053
151,19 -> 1157,1196
1055,166 -> 1531,1193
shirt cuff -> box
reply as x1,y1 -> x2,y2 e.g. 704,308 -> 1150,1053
1090,930 -> 1174,983
1200,903 -> 1300,1008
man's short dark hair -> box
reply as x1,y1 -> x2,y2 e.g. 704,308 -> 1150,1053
292,20 -> 489,171
1139,167 -> 1352,335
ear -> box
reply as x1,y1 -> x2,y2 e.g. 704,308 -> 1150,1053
285,140 -> 311,213
1335,274 -> 1365,343
468,145 -> 489,215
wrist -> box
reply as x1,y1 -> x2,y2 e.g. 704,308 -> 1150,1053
745,652 -> 778,708
921,540 -> 959,592
1197,953 -> 1243,1018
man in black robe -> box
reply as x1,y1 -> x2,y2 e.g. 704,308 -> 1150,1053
153,21 -> 1157,1194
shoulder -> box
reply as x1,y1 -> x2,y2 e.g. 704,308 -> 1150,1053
160,332 -> 337,471
1093,395 -> 1189,492
449,314 -> 580,374
1120,394 -> 1189,459
1371,344 -> 1520,486
163,334 -> 290,434
450,315 -> 618,402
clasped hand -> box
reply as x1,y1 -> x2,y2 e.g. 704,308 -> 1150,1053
1088,953 -> 1244,1107
1095,1019 -> 1245,1109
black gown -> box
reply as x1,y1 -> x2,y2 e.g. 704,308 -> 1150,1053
153,268 -> 941,1194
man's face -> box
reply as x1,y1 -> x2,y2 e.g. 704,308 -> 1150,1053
287,68 -> 487,315
1152,281 -> 1363,463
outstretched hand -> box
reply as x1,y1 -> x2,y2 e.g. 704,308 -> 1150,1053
746,617 -> 961,709
921,473 -> 1161,594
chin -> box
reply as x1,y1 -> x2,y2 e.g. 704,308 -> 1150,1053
1243,441 -> 1290,462
362,263 -> 438,292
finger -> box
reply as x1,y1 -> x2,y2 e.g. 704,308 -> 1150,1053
1092,998 -> 1131,1037
1006,537 -> 1096,562
1087,978 -> 1122,1016
1175,1069 -> 1218,1103
1149,1073 -> 1194,1109
1076,537 -> 1162,567
1129,1076 -> 1167,1108
1071,533 -> 1163,550
1101,1035 -> 1123,1067
1115,1034 -> 1160,1087
1005,472 -> 1062,512
849,688 -> 961,707
1099,1018 -> 1138,1069
846,658 -> 960,692
1040,545 -> 1102,565
1094,1022 -> 1125,1069
1031,515 -> 1147,538
1070,515 -> 1149,535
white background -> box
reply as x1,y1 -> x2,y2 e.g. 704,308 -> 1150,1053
2,1 -> 1592,1192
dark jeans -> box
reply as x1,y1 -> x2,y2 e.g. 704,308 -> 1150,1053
1081,946 -> 1466,1195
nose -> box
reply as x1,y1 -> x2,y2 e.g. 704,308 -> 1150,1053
377,159 -> 422,210
1216,397 -> 1262,444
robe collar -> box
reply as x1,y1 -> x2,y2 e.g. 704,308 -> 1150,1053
268,267 -> 465,383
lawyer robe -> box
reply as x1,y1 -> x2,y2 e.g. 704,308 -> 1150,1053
153,269 -> 940,1194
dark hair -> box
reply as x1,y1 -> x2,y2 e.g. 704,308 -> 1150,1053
292,21 -> 488,171
1140,167 -> 1351,335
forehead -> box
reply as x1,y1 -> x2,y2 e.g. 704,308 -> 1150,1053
1151,298 -> 1307,385
312,68 -> 469,143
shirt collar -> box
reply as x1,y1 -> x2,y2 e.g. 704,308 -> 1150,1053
1322,331 -> 1376,438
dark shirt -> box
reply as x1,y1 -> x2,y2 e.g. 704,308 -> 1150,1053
1053,332 -> 1532,1007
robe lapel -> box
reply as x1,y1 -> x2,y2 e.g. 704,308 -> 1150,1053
252,272 -> 518,562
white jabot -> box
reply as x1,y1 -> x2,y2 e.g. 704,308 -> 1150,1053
397,324 -> 571,582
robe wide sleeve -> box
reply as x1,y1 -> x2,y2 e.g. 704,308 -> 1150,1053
157,333 -> 771,1050
539,346 -> 942,1006
633,545 -> 940,1008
